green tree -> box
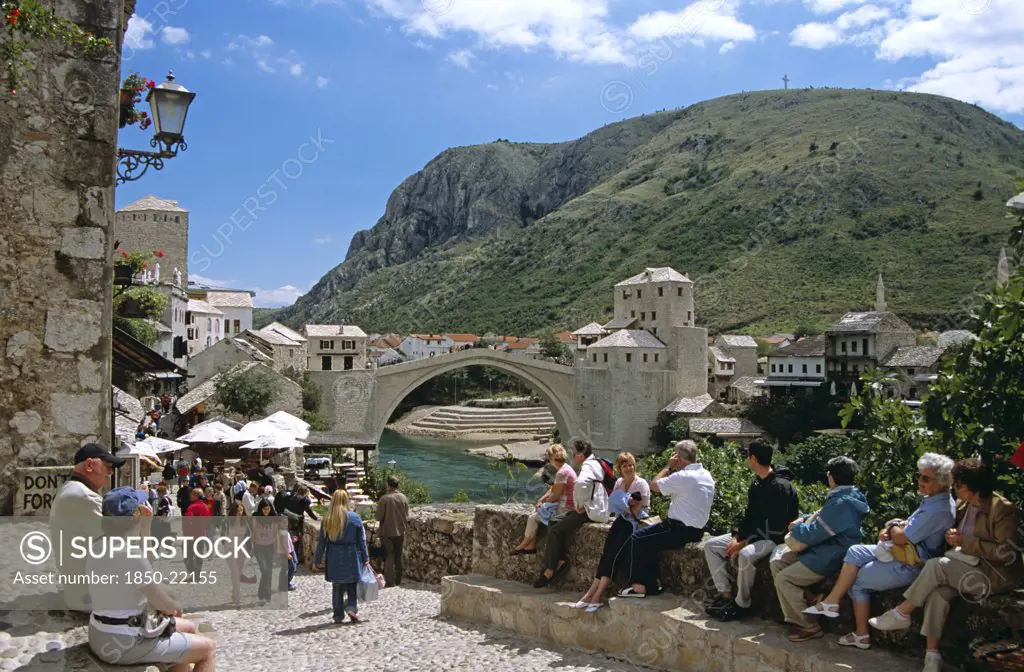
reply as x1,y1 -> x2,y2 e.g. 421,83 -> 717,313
489,444 -> 528,502
539,330 -> 574,366
214,365 -> 281,420
360,464 -> 430,505
649,411 -> 690,449
778,434 -> 853,485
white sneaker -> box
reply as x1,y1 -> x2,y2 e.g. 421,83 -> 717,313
869,609 -> 911,631
922,652 -> 942,672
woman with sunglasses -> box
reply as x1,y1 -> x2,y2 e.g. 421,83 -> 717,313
802,453 -> 955,650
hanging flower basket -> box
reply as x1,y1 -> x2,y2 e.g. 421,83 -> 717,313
118,72 -> 154,129
114,264 -> 134,285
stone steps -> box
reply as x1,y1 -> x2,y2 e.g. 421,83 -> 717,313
433,406 -> 552,416
441,574 -> 920,672
412,419 -> 556,431
408,405 -> 557,435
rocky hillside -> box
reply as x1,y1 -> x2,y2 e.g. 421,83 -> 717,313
275,89 -> 1024,335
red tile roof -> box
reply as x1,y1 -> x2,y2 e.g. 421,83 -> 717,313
446,333 -> 481,343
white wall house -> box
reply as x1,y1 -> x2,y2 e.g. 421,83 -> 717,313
305,324 -> 368,371
398,334 -> 453,360
759,334 -> 827,396
200,289 -> 255,337
186,299 -> 224,357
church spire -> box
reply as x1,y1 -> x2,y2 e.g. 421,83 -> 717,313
997,247 -> 1010,289
875,273 -> 886,312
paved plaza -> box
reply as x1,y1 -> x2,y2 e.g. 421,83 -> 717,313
0,573 -> 648,671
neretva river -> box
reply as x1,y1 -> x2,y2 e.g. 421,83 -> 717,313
377,430 -> 542,503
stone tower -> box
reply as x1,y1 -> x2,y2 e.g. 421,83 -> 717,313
113,195 -> 189,286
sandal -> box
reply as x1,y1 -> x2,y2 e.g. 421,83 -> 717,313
551,561 -> 570,583
509,548 -> 536,556
787,625 -> 823,642
585,603 -> 605,613
571,600 -> 591,609
803,602 -> 840,618
617,587 -> 646,598
837,632 -> 871,650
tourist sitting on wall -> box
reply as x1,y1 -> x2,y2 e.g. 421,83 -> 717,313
511,444 -> 576,556
313,490 -> 371,624
770,456 -> 869,643
574,452 -> 650,611
869,458 -> 1023,672
86,486 -> 217,671
533,439 -> 609,588
705,442 -> 800,621
618,440 -> 715,598
801,452 -> 955,650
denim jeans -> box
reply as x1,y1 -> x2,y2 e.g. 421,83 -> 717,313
332,582 -> 358,620
255,546 -> 276,600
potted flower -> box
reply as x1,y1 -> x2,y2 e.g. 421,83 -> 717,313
119,71 -> 155,129
113,249 -> 163,285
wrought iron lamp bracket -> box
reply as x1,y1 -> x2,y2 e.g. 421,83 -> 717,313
115,135 -> 188,185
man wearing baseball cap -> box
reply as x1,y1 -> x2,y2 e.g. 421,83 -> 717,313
86,486 -> 216,670
48,443 -> 126,612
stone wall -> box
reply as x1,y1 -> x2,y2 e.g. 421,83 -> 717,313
302,504 -> 474,582
0,0 -> 125,514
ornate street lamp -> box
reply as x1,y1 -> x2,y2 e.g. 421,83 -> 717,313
116,71 -> 196,184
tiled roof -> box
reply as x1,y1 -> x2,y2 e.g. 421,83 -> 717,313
825,311 -> 914,334
602,316 -> 638,330
187,299 -> 223,315
247,329 -> 298,347
589,329 -> 666,349
710,346 -> 736,363
573,322 -> 607,336
507,339 -> 539,350
882,346 -> 946,368
119,195 -> 187,213
730,376 -> 765,398
689,417 -> 765,436
661,394 -> 715,414
231,337 -> 273,362
769,334 -> 826,357
113,386 -> 144,421
176,361 -> 260,413
615,267 -> 691,287
720,335 -> 758,348
145,319 -> 172,334
760,335 -> 791,345
408,333 -> 448,340
445,333 -> 480,343
938,330 -> 975,348
305,324 -> 367,338
554,331 -> 576,343
203,291 -> 254,309
262,322 -> 306,343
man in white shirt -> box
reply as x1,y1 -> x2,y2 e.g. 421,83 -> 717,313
49,443 -> 127,612
534,439 -> 609,588
242,482 -> 260,516
619,439 -> 715,598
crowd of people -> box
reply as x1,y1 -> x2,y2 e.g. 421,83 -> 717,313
512,439 -> 1022,672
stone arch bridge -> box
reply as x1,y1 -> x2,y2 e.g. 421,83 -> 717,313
309,349 -> 579,447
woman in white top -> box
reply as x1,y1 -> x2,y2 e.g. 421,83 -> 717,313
574,452 -> 650,611
510,444 -> 576,555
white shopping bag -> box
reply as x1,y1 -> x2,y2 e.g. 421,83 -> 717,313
357,565 -> 379,603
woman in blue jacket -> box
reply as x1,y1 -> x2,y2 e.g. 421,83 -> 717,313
770,456 -> 870,642
313,490 -> 370,623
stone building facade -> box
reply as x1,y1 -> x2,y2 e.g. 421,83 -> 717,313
0,0 -> 127,513
113,195 -> 189,287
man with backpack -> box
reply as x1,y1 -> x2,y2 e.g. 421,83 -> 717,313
534,439 -> 610,588
618,439 -> 716,598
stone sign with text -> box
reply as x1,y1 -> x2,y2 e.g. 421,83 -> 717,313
15,466 -> 73,515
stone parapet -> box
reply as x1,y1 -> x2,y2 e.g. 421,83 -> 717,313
441,574 -> 919,672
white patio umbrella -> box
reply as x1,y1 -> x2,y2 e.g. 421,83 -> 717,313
239,432 -> 304,464
177,421 -> 244,444
238,419 -> 301,442
116,443 -> 162,469
136,436 -> 189,454
263,411 -> 310,439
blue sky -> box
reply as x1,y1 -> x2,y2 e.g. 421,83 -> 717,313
115,0 -> 1024,307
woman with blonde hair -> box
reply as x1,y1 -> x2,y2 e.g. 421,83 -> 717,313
510,443 -> 576,555
573,452 -> 650,611
313,489 -> 370,623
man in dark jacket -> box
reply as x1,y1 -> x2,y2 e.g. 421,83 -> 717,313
704,442 -> 800,621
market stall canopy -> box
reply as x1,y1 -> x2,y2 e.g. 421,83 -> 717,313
238,420 -> 304,443
263,411 -> 310,439
239,434 -> 304,451
136,436 -> 189,454
177,421 -> 245,444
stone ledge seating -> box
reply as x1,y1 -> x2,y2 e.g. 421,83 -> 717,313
467,505 -> 1024,668
441,574 -> 920,672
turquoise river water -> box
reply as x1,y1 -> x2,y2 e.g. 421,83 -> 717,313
376,429 -> 543,503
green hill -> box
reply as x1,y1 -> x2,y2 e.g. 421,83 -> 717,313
276,89 -> 1024,335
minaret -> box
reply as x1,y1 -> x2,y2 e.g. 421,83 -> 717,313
997,247 -> 1010,289
875,273 -> 886,312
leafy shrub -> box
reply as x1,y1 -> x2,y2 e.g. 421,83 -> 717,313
360,464 -> 431,506
778,435 -> 853,485
451,491 -> 471,503
649,412 -> 690,450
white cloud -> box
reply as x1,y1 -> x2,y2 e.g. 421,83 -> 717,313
790,21 -> 844,48
790,0 -> 1024,114
486,83 -> 499,90
628,4 -> 757,43
362,0 -> 630,64
161,26 -> 190,45
804,0 -> 872,13
412,39 -> 433,49
446,48 -> 476,70
290,63 -> 304,76
253,285 -> 305,308
125,15 -> 154,51
201,49 -> 212,59
189,273 -> 236,288
185,50 -> 196,60
313,235 -> 332,245
257,59 -> 275,73
316,75 -> 330,88
719,41 -> 736,54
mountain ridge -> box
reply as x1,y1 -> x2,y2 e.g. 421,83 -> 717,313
274,89 -> 1024,336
